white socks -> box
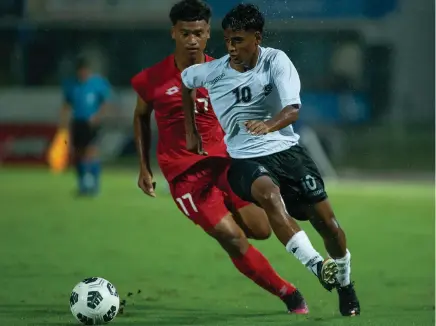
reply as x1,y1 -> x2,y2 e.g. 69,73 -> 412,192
334,249 -> 351,287
286,231 -> 352,287
286,231 -> 323,276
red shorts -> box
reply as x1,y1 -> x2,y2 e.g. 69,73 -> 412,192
169,157 -> 250,231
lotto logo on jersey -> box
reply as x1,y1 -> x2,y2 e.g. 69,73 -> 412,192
166,86 -> 179,95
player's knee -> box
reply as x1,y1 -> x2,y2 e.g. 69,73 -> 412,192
227,234 -> 247,253
313,201 -> 342,234
312,213 -> 342,239
250,223 -> 272,240
222,229 -> 246,250
211,220 -> 249,256
84,146 -> 98,160
74,148 -> 85,160
252,182 -> 282,210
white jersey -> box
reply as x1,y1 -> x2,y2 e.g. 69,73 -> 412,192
181,46 -> 301,159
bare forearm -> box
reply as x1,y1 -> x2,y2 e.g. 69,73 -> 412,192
133,112 -> 152,175
182,86 -> 198,135
266,105 -> 300,133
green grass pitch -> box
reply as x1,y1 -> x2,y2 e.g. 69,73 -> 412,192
0,168 -> 434,325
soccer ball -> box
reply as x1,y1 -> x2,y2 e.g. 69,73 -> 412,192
69,277 -> 120,325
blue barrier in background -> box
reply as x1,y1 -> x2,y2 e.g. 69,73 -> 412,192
299,92 -> 369,124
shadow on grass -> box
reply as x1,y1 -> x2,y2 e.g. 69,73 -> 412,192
0,302 -> 346,325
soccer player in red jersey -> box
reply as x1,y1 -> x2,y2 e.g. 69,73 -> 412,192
132,0 -> 330,314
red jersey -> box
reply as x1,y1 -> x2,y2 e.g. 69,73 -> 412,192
131,54 -> 228,182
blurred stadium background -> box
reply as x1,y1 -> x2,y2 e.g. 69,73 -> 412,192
0,0 -> 434,176
0,1 -> 434,325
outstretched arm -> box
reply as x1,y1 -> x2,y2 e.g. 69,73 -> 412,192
133,95 -> 156,197
182,83 -> 207,156
181,64 -> 208,155
264,104 -> 300,132
182,83 -> 198,137
246,51 -> 301,135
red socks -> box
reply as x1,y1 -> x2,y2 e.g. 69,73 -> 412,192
231,245 -> 296,298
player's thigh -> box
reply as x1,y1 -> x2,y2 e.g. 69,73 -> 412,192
70,120 -> 87,157
280,145 -> 328,209
71,120 -> 98,156
290,147 -> 339,227
83,125 -> 100,158
281,192 -> 311,221
210,213 -> 250,256
227,158 -> 277,204
215,161 -> 270,239
169,179 -> 229,232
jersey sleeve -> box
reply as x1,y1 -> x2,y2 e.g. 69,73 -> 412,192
181,64 -> 208,89
271,51 -> 301,108
131,70 -> 151,102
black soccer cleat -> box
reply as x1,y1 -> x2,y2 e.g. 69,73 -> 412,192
337,282 -> 360,316
282,289 -> 309,314
317,258 -> 339,292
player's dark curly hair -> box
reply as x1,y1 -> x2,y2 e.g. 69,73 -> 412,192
221,3 -> 265,33
75,55 -> 90,70
169,0 -> 212,25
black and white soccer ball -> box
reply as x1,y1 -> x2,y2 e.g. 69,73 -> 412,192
70,277 -> 120,325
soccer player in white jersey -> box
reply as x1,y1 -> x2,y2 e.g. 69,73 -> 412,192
181,3 -> 360,317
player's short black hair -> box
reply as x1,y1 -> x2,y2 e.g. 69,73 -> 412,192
221,3 -> 265,33
75,56 -> 90,71
169,0 -> 212,25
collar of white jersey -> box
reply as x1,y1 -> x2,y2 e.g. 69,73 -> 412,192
227,46 -> 263,72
